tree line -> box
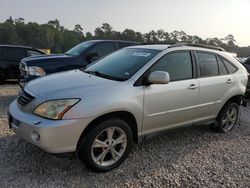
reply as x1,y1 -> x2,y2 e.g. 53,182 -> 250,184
0,17 -> 249,57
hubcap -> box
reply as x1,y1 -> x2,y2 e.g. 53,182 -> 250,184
222,106 -> 238,132
91,127 -> 127,167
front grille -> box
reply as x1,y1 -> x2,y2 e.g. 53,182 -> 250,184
17,90 -> 35,106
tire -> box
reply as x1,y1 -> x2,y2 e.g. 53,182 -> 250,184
77,118 -> 133,172
213,102 -> 239,133
0,70 -> 6,84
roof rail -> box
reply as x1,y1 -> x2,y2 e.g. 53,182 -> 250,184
168,43 -> 225,51
139,42 -> 175,45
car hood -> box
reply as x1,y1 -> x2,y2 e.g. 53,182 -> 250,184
22,54 -> 75,65
26,70 -> 119,99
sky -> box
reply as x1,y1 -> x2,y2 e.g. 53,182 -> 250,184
0,0 -> 250,46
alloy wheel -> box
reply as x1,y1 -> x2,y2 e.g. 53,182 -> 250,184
91,127 -> 127,167
222,106 -> 238,132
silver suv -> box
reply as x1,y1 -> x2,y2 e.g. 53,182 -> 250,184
8,44 -> 248,172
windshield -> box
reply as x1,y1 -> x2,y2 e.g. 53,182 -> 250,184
84,48 -> 159,81
65,41 -> 95,56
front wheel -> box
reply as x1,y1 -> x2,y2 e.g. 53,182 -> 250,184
77,118 -> 133,172
213,102 -> 239,133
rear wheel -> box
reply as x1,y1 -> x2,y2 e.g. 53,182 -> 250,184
212,102 -> 239,133
0,70 -> 6,84
77,118 -> 133,172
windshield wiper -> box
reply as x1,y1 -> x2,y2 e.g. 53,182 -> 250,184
83,70 -> 125,81
83,70 -> 102,76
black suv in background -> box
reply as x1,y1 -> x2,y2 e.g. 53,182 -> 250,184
241,57 -> 250,92
0,45 -> 45,83
20,40 -> 138,85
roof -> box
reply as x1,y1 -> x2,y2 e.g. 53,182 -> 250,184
0,44 -> 35,48
0,44 -> 45,53
87,40 -> 139,44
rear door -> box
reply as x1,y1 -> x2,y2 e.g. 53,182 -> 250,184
194,51 -> 235,120
143,51 -> 199,134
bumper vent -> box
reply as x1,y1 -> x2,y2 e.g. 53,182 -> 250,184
17,90 -> 35,106
12,117 -> 21,127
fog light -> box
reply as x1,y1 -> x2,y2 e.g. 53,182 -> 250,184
31,131 -> 40,142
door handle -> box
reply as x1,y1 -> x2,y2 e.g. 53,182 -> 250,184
225,79 -> 233,84
187,84 -> 198,90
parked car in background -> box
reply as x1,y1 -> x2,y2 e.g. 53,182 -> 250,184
9,44 -> 248,172
19,40 -> 138,85
241,57 -> 250,92
0,45 -> 45,84
239,57 -> 248,64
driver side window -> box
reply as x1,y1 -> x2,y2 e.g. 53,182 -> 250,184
151,51 -> 193,81
89,43 -> 117,58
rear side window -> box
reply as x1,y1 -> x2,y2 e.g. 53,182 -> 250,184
196,52 -> 218,77
221,57 -> 237,74
151,51 -> 193,81
4,47 -> 27,61
217,57 -> 228,75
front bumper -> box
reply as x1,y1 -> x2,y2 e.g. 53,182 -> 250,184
8,100 -> 92,153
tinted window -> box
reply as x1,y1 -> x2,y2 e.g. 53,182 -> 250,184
65,41 -> 96,56
151,51 -> 192,81
89,43 -> 117,57
119,42 -> 134,48
221,57 -> 237,74
4,47 -> 27,61
0,47 -> 3,56
217,57 -> 228,75
84,48 -> 159,81
28,50 -> 43,56
196,52 -> 218,77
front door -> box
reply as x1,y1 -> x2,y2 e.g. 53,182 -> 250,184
142,51 -> 198,134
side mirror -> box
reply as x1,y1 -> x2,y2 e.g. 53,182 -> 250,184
86,52 -> 99,63
147,71 -> 170,85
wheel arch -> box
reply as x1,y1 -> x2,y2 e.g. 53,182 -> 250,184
224,95 -> 244,106
76,111 -> 139,150
217,95 -> 243,118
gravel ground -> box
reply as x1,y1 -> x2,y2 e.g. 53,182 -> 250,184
0,84 -> 249,187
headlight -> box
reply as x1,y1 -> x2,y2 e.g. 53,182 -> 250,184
34,99 -> 80,120
28,66 -> 46,76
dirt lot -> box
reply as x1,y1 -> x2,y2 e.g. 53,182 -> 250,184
0,83 -> 249,187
